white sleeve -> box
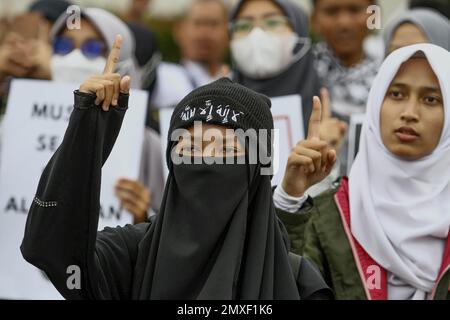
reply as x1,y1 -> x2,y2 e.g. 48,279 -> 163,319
273,184 -> 309,214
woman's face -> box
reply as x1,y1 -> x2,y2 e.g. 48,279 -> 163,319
175,123 -> 245,157
388,23 -> 428,55
232,0 -> 293,40
380,57 -> 444,160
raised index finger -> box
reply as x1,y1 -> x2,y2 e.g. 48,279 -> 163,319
103,34 -> 122,74
308,96 -> 322,140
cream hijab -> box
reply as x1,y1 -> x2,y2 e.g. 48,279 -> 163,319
349,44 -> 450,300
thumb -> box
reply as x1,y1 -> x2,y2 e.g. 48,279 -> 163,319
120,76 -> 131,94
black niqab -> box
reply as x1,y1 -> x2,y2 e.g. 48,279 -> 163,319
132,155 -> 300,299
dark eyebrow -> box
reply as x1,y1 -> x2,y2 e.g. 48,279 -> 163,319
421,86 -> 442,93
389,82 -> 441,93
238,12 -> 285,20
262,12 -> 285,19
188,134 -> 234,140
389,82 -> 408,89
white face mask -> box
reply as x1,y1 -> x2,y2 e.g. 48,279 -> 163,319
51,49 -> 107,84
231,28 -> 310,79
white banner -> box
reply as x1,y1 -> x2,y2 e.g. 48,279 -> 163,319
159,94 -> 304,186
0,79 -> 148,299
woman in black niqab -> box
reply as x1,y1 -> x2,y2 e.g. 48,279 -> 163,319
133,78 -> 330,299
21,78 -> 330,299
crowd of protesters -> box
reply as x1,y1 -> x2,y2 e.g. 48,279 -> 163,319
0,0 -> 449,300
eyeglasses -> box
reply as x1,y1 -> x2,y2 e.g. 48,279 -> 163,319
231,15 -> 291,35
53,36 -> 106,59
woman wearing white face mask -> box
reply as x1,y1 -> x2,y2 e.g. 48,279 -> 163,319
49,8 -> 165,224
230,0 -> 347,198
50,8 -> 140,89
230,0 -> 321,137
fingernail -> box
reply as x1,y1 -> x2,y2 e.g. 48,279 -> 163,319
112,99 -> 118,106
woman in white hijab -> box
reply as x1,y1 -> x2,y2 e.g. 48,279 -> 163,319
275,43 -> 450,300
384,8 -> 450,55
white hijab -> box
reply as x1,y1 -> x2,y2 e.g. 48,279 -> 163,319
349,44 -> 450,300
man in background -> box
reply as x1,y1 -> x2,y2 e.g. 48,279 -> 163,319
150,0 -> 230,110
311,0 -> 380,115
173,0 -> 230,87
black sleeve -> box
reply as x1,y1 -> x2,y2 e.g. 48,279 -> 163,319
298,257 -> 334,300
20,90 -> 150,300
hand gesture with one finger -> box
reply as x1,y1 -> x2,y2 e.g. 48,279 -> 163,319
281,95 -> 337,197
79,35 -> 131,111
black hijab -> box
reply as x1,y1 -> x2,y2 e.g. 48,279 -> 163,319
130,78 -> 327,299
230,0 -> 322,136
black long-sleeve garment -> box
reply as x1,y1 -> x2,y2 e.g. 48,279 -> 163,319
21,91 -> 149,299
21,90 -> 331,300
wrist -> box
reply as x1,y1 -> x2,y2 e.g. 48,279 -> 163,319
133,210 -> 148,224
281,179 -> 306,198
273,185 -> 308,214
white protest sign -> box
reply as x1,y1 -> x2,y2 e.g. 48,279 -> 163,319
0,79 -> 148,299
347,113 -> 366,175
159,95 -> 303,186
151,62 -> 194,109
270,95 -> 304,185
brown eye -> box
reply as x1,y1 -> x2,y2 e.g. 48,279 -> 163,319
177,142 -> 201,156
423,96 -> 441,106
388,90 -> 404,100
